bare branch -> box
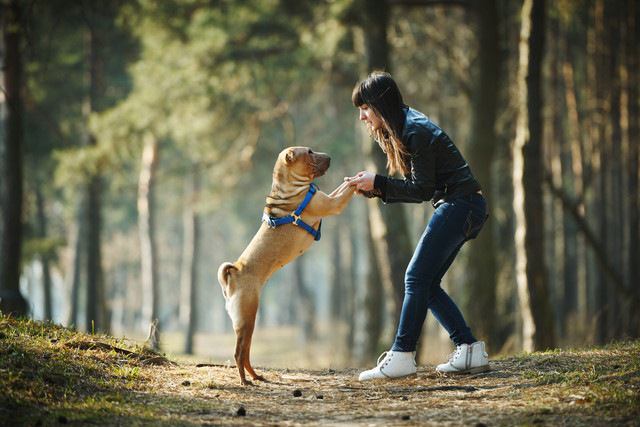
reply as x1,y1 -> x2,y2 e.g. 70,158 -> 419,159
544,171 -> 637,304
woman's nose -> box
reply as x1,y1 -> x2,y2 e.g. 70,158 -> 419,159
359,111 -> 366,121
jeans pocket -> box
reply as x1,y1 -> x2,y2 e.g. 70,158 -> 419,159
463,210 -> 488,240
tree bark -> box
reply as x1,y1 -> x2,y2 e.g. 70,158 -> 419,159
607,2 -> 624,339
593,0 -> 609,344
67,200 -> 85,328
547,14 -> 565,340
180,168 -> 201,355
86,175 -> 105,332
0,0 -> 28,317
512,0 -> 555,351
584,3 -> 599,334
360,0 -> 414,325
362,213 -> 384,362
561,45 -> 584,337
464,0 -> 500,348
293,257 -> 315,343
188,188 -> 202,355
342,210 -> 358,363
35,185 -> 53,320
544,173 -> 633,303
138,134 -> 160,348
329,219 -> 344,321
626,0 -> 640,335
84,22 -> 106,333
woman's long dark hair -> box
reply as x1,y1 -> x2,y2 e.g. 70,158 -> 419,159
352,71 -> 409,175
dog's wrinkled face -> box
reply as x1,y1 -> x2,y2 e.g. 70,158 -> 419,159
278,146 -> 331,181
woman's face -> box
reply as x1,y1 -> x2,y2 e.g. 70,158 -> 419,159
358,104 -> 383,131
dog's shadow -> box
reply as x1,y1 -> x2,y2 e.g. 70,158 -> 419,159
195,364 -> 292,388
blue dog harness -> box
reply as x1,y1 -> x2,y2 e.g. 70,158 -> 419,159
261,183 -> 322,241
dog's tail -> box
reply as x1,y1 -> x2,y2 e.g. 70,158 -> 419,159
217,262 -> 239,299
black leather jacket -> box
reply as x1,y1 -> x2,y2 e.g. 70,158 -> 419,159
371,107 -> 481,204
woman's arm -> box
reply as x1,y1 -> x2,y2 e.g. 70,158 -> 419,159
375,132 -> 437,203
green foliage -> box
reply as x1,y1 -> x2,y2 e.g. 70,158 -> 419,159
83,0 -> 362,225
23,0 -> 362,217
21,0 -> 140,255
22,236 -> 65,264
24,0 -> 137,168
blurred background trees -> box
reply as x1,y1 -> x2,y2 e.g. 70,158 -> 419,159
0,0 -> 638,367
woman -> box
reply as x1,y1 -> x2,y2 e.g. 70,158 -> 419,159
345,71 -> 489,381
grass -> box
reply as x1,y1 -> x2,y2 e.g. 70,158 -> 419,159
0,315 -> 177,425
1,314 -> 639,426
516,341 -> 640,417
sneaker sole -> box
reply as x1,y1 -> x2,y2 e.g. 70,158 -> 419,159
359,372 -> 418,382
437,365 -> 490,375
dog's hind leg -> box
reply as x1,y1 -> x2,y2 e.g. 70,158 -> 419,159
234,327 -> 251,385
242,323 -> 267,382
234,322 -> 264,384
232,291 -> 260,386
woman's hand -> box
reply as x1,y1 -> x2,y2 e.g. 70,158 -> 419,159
344,171 -> 375,192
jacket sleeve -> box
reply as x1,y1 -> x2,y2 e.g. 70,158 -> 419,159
373,132 -> 437,204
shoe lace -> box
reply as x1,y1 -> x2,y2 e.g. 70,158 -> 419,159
376,351 -> 392,367
448,346 -> 463,363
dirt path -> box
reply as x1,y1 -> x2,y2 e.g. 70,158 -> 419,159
137,345 -> 639,426
1,314 -> 637,426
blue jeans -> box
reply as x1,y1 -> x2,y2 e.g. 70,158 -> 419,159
391,192 -> 488,352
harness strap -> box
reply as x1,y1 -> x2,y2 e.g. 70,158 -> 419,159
262,183 -> 322,241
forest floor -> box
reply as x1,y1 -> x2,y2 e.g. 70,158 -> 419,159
1,314 -> 639,426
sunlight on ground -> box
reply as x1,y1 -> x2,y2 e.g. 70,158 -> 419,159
3,311 -> 637,427
118,322 -> 455,370
163,326 -> 359,369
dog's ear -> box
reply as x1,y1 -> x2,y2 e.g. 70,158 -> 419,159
285,148 -> 296,164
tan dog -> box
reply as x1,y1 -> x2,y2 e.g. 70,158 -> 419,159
217,146 -> 355,385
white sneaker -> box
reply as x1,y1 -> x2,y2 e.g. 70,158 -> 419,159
436,341 -> 490,374
358,350 -> 417,381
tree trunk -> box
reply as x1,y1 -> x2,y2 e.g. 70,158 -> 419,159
560,44 -> 583,340
607,3 -> 624,340
626,0 -> 640,336
342,210 -> 358,363
464,0 -> 500,348
513,0 -> 555,351
35,185 -> 53,320
547,14 -> 564,340
86,174 -> 105,333
138,134 -> 160,348
187,190 -> 201,355
0,0 -> 28,317
360,0 -> 414,324
180,169 -> 201,355
362,213 -> 384,362
584,4 -> 600,338
293,258 -> 315,343
593,0 -> 609,345
67,199 -> 85,328
84,22 -> 106,333
179,174 -> 194,347
329,220 -> 344,321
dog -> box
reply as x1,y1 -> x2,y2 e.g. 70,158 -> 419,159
217,146 -> 355,385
